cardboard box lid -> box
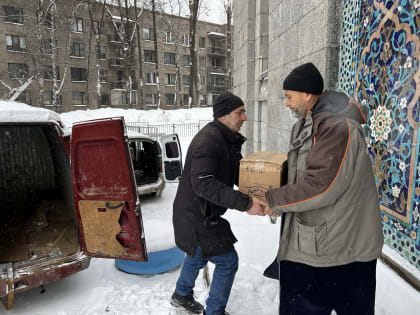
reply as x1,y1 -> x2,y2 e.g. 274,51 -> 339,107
241,151 -> 287,165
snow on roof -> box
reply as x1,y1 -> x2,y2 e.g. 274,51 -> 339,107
207,31 -> 226,37
0,101 -> 63,125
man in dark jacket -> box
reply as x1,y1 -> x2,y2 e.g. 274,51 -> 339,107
262,63 -> 383,314
170,92 -> 265,315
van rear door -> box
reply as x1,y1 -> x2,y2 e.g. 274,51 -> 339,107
160,134 -> 183,182
70,117 -> 147,261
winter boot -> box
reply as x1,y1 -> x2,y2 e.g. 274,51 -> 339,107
171,291 -> 204,314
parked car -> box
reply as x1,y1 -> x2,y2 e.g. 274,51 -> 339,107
127,131 -> 182,196
0,103 -> 182,308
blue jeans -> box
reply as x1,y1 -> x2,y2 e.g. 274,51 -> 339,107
175,247 -> 238,315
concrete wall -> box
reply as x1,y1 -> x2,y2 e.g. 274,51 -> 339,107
233,0 -> 342,155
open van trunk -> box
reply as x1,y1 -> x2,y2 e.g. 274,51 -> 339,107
0,125 -> 79,266
130,139 -> 161,185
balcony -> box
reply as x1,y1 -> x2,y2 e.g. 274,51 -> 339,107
107,33 -> 136,44
207,46 -> 226,56
207,67 -> 227,75
111,81 -> 137,90
207,84 -> 226,93
109,57 -> 125,68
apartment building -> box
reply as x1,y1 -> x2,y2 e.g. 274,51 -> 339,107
0,0 -> 231,112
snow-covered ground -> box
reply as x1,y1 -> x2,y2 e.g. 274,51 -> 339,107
3,105 -> 420,314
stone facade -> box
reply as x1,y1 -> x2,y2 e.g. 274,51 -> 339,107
0,0 -> 231,112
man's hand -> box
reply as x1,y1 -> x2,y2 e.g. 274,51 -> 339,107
247,197 -> 266,216
260,199 -> 280,217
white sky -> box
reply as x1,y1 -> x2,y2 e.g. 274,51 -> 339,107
2,103 -> 420,314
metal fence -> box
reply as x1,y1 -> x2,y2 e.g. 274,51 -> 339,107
126,120 -> 211,137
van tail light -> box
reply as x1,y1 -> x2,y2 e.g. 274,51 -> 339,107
116,210 -> 130,248
159,156 -> 163,174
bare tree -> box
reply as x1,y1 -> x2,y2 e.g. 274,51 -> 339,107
0,0 -> 85,112
133,0 -> 145,107
87,0 -> 107,108
222,0 -> 232,91
104,0 -> 143,107
188,0 -> 199,106
158,0 -> 186,106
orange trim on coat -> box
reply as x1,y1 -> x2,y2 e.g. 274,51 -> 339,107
350,101 -> 367,123
274,120 -> 351,209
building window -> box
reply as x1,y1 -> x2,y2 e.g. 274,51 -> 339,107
44,12 -> 54,28
3,6 -> 24,24
211,75 -> 225,87
41,39 -> 58,55
212,57 -> 222,67
145,93 -> 157,105
146,72 -> 157,84
143,27 -> 155,41
183,75 -> 190,87
96,46 -> 106,59
8,63 -> 28,79
144,50 -> 156,63
6,35 -> 26,52
164,52 -> 176,65
100,94 -> 110,105
183,94 -> 190,105
72,91 -> 88,105
199,37 -> 206,48
43,91 -> 62,105
71,43 -> 85,57
71,67 -> 88,81
98,69 -> 107,83
165,93 -> 175,105
182,55 -> 191,67
122,91 -> 136,105
93,21 -> 103,35
69,17 -> 83,32
182,34 -> 191,46
165,31 -> 173,44
199,56 -> 206,68
43,65 -> 60,80
165,73 -> 176,86
201,76 -> 205,86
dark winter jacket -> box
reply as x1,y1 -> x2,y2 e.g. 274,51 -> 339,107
265,91 -> 384,267
173,119 -> 250,258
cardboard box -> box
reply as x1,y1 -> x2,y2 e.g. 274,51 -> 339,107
239,151 -> 287,200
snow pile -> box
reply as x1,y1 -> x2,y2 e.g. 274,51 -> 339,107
60,107 -> 213,126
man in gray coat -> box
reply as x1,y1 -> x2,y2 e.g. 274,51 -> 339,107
262,63 -> 384,315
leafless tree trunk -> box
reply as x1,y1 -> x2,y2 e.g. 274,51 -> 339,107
188,0 -> 199,107
134,0 -> 144,107
87,0 -> 107,108
224,0 -> 233,91
151,0 -> 161,108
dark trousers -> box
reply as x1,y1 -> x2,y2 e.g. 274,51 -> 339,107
279,260 -> 377,315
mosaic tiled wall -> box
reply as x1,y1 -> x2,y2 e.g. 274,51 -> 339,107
339,0 -> 420,270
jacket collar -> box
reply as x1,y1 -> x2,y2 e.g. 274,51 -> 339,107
213,119 -> 246,145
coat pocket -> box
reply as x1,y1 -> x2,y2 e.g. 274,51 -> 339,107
296,220 -> 327,256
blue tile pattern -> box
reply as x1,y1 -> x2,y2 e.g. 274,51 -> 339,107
339,0 -> 420,269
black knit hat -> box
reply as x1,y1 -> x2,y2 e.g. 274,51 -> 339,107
283,63 -> 324,95
213,91 -> 244,118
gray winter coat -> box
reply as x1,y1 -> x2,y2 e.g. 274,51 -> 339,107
265,91 -> 384,267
